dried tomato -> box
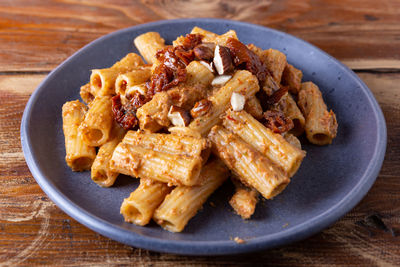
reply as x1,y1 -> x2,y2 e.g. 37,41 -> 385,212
111,93 -> 150,130
146,34 -> 203,97
226,38 -> 268,83
266,86 -> 289,106
263,110 -> 294,134
179,33 -> 203,50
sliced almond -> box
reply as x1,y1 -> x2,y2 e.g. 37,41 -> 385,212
199,61 -> 214,73
213,45 -> 234,75
168,106 -> 191,127
230,92 -> 245,111
211,75 -> 232,86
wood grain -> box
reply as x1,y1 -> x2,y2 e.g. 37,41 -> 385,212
0,0 -> 399,71
1,1 -> 400,265
0,72 -> 399,266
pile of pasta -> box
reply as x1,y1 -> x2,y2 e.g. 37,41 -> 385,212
62,27 -> 338,233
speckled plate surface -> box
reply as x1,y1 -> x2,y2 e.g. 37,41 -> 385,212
21,18 -> 386,255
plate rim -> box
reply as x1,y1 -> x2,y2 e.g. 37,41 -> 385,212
20,18 -> 387,255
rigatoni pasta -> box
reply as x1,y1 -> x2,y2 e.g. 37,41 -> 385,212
209,125 -> 290,199
79,96 -> 114,147
189,26 -> 218,43
120,178 -> 171,226
136,91 -> 171,132
282,63 -> 303,94
229,177 -> 259,219
109,142 -> 202,186
298,82 -> 338,145
185,60 -> 214,87
79,83 -> 95,104
133,32 -> 166,64
223,109 -> 305,177
115,66 -> 152,98
153,159 -> 229,232
283,132 -> 302,150
90,53 -> 144,96
273,93 -> 306,136
263,49 -> 287,84
62,26 -> 338,233
109,131 -> 209,186
62,100 -> 96,171
244,95 -> 263,120
122,130 -> 209,158
91,124 -> 126,187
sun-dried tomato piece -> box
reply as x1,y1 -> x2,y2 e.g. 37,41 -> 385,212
146,34 -> 203,97
146,63 -> 186,97
179,33 -> 203,50
263,110 -> 294,134
266,86 -> 289,106
127,91 -> 149,110
226,38 -> 268,83
174,48 -> 195,65
111,94 -> 125,124
111,93 -> 150,130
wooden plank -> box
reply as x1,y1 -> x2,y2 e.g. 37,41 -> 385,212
0,72 -> 399,265
0,0 -> 399,71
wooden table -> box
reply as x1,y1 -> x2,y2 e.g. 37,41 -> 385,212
1,1 -> 399,265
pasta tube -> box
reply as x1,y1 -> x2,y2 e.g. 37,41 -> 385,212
153,159 -> 229,232
110,131 -> 209,186
136,91 -> 171,132
283,132 -> 302,150
264,49 -> 287,84
247,44 -> 285,95
189,26 -> 219,43
79,96 -> 114,147
120,178 -> 171,226
262,75 -> 280,96
298,82 -> 338,145
244,95 -> 263,120
215,30 -> 238,46
79,83 -> 95,104
62,100 -> 96,171
110,143 -> 203,186
122,130 -> 209,158
273,93 -> 305,136
134,32 -> 165,64
91,125 -> 126,187
223,109 -> 305,177
185,61 -> 214,88
188,70 -> 259,136
282,63 -> 303,94
208,125 -> 290,199
229,177 -> 258,219
115,66 -> 152,97
188,27 -> 238,46
90,53 -> 144,96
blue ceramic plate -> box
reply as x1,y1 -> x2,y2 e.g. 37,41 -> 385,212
21,19 -> 386,255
